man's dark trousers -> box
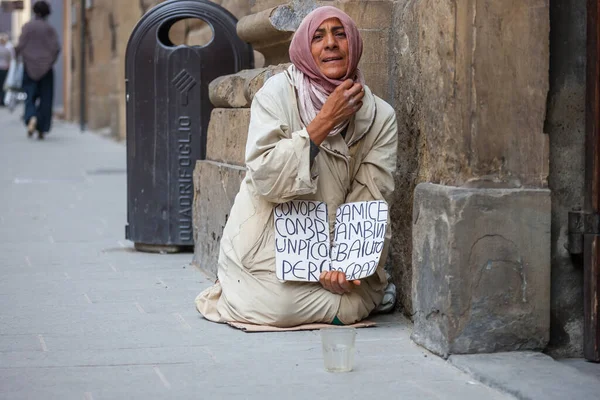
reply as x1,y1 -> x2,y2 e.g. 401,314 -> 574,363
23,69 -> 54,133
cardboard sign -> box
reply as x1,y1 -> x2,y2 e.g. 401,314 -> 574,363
274,200 -> 388,282
330,201 -> 388,280
274,200 -> 331,282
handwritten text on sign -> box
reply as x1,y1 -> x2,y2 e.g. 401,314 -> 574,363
274,200 -> 331,282
275,200 -> 389,282
331,201 -> 388,280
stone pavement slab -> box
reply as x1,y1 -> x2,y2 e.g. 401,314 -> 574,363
559,358 -> 600,381
449,352 -> 600,400
0,108 -> 512,399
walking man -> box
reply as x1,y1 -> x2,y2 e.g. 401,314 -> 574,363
15,1 -> 60,139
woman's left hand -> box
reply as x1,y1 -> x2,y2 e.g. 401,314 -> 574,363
319,271 -> 361,294
307,79 -> 364,146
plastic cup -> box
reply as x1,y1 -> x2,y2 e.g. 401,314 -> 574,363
320,327 -> 356,373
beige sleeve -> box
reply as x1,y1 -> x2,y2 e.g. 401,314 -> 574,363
245,90 -> 318,204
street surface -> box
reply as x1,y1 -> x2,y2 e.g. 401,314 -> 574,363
0,108 -> 512,399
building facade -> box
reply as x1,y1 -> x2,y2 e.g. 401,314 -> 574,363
66,0 -> 253,137
59,0 -> 591,358
0,5 -> 12,36
1,0 -> 65,113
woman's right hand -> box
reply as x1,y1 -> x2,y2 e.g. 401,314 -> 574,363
307,79 -> 365,145
319,270 -> 361,295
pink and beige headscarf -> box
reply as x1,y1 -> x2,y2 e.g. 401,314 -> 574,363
289,6 -> 365,136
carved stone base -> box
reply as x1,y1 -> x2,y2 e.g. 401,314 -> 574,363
411,183 -> 551,357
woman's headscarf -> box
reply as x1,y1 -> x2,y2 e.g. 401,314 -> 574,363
288,6 -> 365,136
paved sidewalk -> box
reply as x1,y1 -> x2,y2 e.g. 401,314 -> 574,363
0,108 -> 512,399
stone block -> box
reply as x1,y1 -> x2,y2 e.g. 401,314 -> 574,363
333,0 -> 393,30
358,29 -> 390,100
192,161 -> 247,276
206,108 -> 251,166
251,0 -> 289,13
237,0 -> 318,65
362,64 -> 390,102
219,0 -> 253,20
244,63 -> 290,103
392,0 -> 549,188
209,69 -> 267,108
359,29 -> 390,65
209,64 -> 289,108
411,183 -> 551,357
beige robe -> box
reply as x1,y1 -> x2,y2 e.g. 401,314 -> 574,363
195,67 -> 398,327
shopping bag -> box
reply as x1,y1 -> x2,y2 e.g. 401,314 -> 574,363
3,59 -> 24,91
3,90 -> 17,112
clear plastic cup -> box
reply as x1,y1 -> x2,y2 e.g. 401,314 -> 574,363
320,327 -> 356,373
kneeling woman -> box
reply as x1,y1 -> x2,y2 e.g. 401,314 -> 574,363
196,6 -> 398,327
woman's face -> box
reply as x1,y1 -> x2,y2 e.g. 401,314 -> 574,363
310,18 -> 349,79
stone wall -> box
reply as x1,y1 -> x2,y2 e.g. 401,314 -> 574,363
395,0 -> 554,357
333,1 -> 394,109
395,0 -> 549,188
69,0 -> 253,139
544,0 -> 586,358
393,0 -> 586,358
71,0 -> 156,137
390,0 -> 551,316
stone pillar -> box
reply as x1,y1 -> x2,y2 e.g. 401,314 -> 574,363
403,0 -> 552,356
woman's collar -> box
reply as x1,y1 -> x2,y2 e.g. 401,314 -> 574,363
285,64 -> 378,145
344,85 -> 377,147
